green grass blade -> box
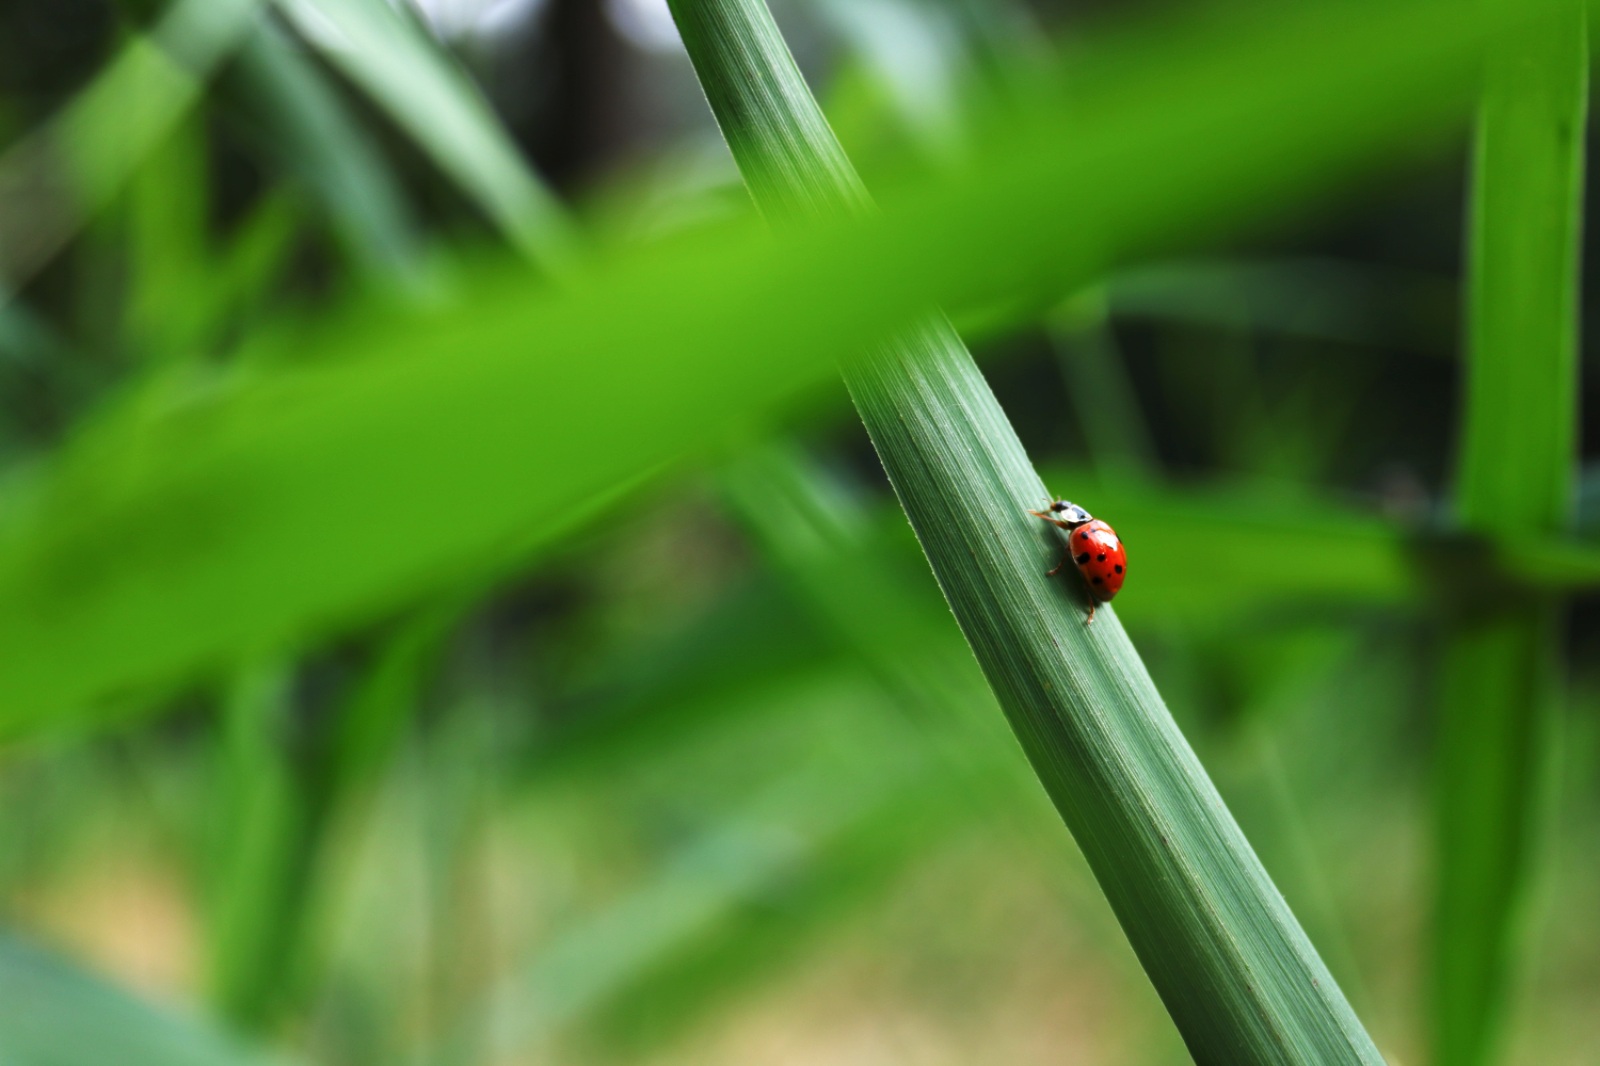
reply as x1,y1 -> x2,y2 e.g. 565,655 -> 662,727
1434,616 -> 1561,1065
1050,293 -> 1163,481
205,599 -> 468,1033
666,0 -> 1383,1060
0,0 -> 1535,733
1435,4 -> 1586,1064
1456,8 -> 1587,531
205,661 -> 307,1030
1040,470 -> 1423,622
0,934 -> 286,1066
718,445 -> 1038,812
223,17 -> 423,280
278,0 -> 576,269
456,661 -> 962,1060
125,111 -> 210,362
1103,258 -> 1458,354
194,189 -> 305,343
0,0 -> 260,292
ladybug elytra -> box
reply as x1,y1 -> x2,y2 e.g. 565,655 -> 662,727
1027,499 -> 1126,624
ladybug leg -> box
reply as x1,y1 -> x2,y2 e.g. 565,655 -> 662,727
1043,550 -> 1096,623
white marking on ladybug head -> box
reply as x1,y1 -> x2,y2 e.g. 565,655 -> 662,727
1050,500 -> 1092,525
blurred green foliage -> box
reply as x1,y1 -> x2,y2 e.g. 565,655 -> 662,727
1437,5 -> 1586,1064
0,0 -> 1594,1064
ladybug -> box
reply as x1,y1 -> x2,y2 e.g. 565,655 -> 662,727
1028,499 -> 1126,624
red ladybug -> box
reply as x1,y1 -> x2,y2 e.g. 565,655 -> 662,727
1028,499 -> 1126,624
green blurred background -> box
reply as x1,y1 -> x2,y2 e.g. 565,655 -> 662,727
0,1 -> 1595,1064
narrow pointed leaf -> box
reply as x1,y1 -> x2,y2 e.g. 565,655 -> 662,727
666,0 -> 1387,1059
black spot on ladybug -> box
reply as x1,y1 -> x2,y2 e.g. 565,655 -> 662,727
1096,553 -> 1106,562
1075,552 -> 1090,565
1092,576 -> 1104,585
1114,564 -> 1123,573
1079,532 -> 1089,540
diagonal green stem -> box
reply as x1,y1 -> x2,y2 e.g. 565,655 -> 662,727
666,1 -> 1383,1060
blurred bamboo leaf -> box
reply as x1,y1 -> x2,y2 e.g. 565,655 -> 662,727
222,17 -> 422,280
0,302 -> 96,459
575,781 -> 965,1057
1041,471 -> 1422,620
1435,3 -> 1586,1064
278,0 -> 576,269
206,662 -> 306,1031
1103,258 -> 1458,354
719,446 -> 1006,723
466,676 -> 943,1061
0,934 -> 284,1066
206,588 -> 476,1033
1050,292 -> 1162,481
718,445 -> 1062,823
1056,469 -> 1600,611
0,0 -> 260,292
1455,17 -> 1587,533
0,0 -> 1549,736
3,0 -> 1596,1060
126,111 -> 209,361
198,190 -> 306,340
1504,535 -> 1600,588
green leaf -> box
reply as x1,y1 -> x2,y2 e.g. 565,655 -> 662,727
1455,10 -> 1587,532
0,934 -> 284,1066
0,0 -> 261,291
278,0 -> 576,270
205,662 -> 307,1030
665,0 -> 1386,1059
125,111 -> 210,361
1050,292 -> 1163,481
222,17 -> 423,280
1039,471 -> 1422,621
1103,258 -> 1458,354
1435,3 -> 1586,1064
0,0 -> 1537,740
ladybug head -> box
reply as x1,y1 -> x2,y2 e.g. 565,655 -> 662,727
1048,500 -> 1093,526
